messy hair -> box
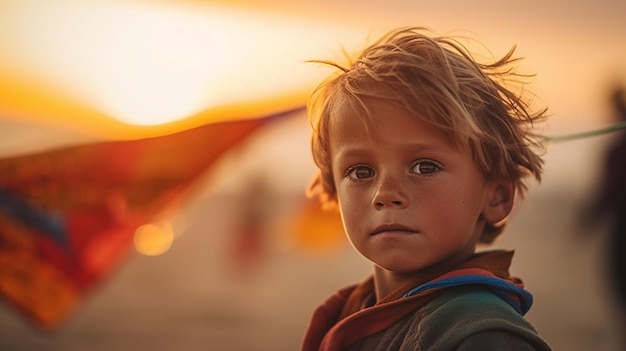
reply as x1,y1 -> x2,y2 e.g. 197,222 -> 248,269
307,26 -> 548,243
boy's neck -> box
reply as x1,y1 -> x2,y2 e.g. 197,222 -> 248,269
372,253 -> 478,302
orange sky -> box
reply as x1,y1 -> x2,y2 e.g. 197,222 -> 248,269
1,0 -> 625,142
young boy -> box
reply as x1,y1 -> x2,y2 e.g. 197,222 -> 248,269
301,27 -> 552,350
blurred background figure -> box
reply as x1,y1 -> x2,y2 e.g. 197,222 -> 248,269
579,84 -> 626,348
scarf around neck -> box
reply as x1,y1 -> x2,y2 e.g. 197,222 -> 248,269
301,250 -> 531,351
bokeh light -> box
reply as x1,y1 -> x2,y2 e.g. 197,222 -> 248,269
134,222 -> 174,256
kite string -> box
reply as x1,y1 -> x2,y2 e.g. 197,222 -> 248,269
540,121 -> 626,144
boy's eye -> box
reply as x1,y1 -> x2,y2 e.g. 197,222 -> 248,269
346,165 -> 375,180
410,160 -> 440,175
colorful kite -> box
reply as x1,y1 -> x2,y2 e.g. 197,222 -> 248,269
0,109 -> 305,329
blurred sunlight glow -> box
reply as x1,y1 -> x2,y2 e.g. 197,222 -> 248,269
1,0 -> 361,126
134,221 -> 175,256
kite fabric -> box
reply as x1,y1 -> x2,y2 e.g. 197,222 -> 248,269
0,108 -> 301,329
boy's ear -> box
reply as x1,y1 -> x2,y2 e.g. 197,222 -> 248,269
483,181 -> 515,224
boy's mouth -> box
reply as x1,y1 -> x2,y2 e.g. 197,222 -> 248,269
371,223 -> 417,236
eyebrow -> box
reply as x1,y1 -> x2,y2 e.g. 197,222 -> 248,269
335,142 -> 449,157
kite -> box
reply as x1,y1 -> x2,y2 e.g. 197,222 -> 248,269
0,109 -> 304,328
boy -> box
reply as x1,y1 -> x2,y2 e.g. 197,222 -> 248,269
301,27 -> 552,350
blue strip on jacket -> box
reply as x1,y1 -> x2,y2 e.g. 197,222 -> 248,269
401,275 -> 533,315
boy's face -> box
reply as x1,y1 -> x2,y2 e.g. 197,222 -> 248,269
329,98 -> 502,276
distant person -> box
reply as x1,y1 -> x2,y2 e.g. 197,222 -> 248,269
585,85 -> 626,315
300,27 -> 552,350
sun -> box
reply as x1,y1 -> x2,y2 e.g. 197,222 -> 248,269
1,0 -> 364,127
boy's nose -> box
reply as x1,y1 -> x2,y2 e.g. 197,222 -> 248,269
372,175 -> 409,209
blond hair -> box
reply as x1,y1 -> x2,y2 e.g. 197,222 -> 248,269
307,27 -> 548,243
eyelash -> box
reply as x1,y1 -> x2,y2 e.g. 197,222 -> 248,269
410,159 -> 442,176
344,163 -> 372,181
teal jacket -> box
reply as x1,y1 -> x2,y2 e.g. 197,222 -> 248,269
347,286 -> 551,350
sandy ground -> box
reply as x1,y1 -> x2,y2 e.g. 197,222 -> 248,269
0,118 -> 624,351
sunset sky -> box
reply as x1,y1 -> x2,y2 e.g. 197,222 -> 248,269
1,0 -> 624,137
